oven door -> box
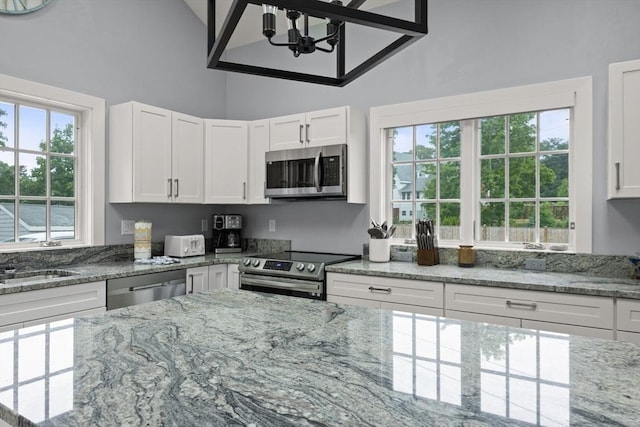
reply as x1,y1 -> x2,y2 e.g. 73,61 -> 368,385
240,273 -> 324,300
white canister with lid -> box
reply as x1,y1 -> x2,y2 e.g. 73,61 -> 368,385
134,219 -> 152,259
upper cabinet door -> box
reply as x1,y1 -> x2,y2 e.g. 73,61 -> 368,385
269,113 -> 306,151
204,120 -> 249,204
305,107 -> 347,148
133,103 -> 173,203
609,59 -> 640,199
172,112 -> 204,203
269,108 -> 347,151
248,119 -> 270,205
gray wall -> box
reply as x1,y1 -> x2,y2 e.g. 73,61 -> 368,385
0,0 -> 227,245
2,0 -> 639,256
225,0 -> 640,256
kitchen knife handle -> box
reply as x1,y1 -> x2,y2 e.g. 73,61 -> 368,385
369,286 -> 392,294
174,179 -> 179,198
615,162 -> 621,191
167,178 -> 172,198
506,300 -> 537,310
306,124 -> 310,143
299,124 -> 304,144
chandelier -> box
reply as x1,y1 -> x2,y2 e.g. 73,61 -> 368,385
207,0 -> 428,87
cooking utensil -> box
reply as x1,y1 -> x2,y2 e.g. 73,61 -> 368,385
368,228 -> 386,239
387,225 -> 396,238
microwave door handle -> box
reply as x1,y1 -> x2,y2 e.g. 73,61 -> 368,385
314,152 -> 322,193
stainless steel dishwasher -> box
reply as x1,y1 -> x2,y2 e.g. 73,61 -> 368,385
106,269 -> 186,310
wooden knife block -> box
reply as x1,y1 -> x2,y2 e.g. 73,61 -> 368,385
417,248 -> 439,266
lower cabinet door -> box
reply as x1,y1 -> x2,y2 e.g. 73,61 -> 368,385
444,309 -> 521,328
208,264 -> 228,290
227,264 -> 240,289
616,330 -> 640,344
186,266 -> 209,294
328,295 -> 380,309
521,319 -> 614,339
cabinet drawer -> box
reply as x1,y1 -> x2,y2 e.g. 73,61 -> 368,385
327,273 -> 443,308
328,294 -> 443,316
445,284 -> 613,329
616,330 -> 640,344
0,282 -> 106,327
616,299 -> 640,333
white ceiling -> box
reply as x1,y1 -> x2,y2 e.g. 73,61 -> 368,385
183,0 -> 400,49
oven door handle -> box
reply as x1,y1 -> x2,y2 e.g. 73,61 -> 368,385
241,273 -> 321,293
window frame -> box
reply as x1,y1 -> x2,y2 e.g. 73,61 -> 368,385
0,74 -> 105,251
369,77 -> 593,253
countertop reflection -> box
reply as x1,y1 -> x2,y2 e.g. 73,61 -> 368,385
0,290 -> 638,426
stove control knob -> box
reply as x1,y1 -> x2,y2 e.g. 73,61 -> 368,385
252,259 -> 261,267
296,263 -> 305,271
307,264 -> 316,272
242,258 -> 251,266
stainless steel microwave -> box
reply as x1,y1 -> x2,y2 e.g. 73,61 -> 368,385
265,144 -> 347,199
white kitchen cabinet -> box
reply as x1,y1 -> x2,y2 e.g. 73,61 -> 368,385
186,266 -> 209,294
616,298 -> 640,343
208,264 -> 228,290
109,101 -> 204,203
227,264 -> 240,289
269,106 -> 351,149
326,273 -> 444,316
608,59 -> 640,199
0,281 -> 106,329
445,283 -> 614,338
204,119 -> 249,204
269,107 -> 350,150
248,119 -> 270,204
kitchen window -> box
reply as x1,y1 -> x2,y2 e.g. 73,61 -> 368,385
370,77 -> 593,252
0,75 -> 105,250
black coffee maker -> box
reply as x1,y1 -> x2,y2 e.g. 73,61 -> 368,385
212,214 -> 242,253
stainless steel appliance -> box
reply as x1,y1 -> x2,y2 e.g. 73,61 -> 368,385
239,251 -> 360,300
212,214 -> 242,253
106,270 -> 186,310
265,144 -> 347,199
164,234 -> 205,257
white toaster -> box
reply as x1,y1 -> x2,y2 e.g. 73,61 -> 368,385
164,235 -> 205,257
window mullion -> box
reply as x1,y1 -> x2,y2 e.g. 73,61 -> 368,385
460,119 -> 475,245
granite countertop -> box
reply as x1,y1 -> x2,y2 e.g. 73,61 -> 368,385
2,254 -> 640,300
0,289 -> 638,426
326,260 -> 640,300
0,253 -> 249,296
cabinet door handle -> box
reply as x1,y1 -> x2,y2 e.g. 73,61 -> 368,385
299,124 -> 304,144
306,123 -> 310,143
167,178 -> 172,198
506,300 -> 537,310
188,274 -> 194,294
242,182 -> 246,199
615,162 -> 621,191
175,179 -> 179,198
368,286 -> 392,294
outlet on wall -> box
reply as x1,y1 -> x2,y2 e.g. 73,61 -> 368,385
268,219 -> 276,232
121,220 -> 135,235
201,219 -> 208,232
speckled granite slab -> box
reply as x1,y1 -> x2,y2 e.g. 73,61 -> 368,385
0,290 -> 638,426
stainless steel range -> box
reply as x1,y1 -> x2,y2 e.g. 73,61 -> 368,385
239,251 -> 361,300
